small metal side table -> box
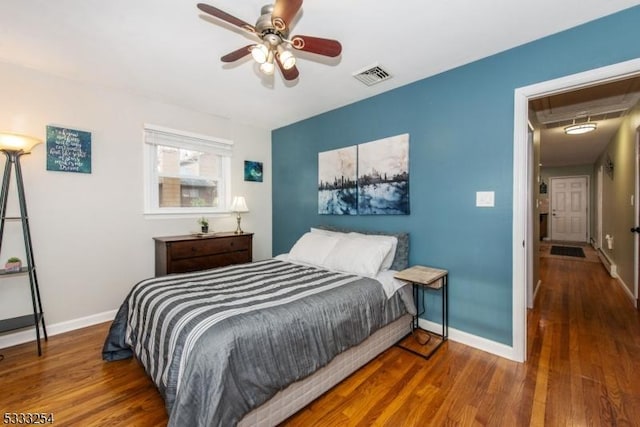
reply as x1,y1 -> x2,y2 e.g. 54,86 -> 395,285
394,265 -> 448,359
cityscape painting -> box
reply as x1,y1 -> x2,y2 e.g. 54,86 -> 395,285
357,134 -> 410,215
318,134 -> 410,215
318,146 -> 357,215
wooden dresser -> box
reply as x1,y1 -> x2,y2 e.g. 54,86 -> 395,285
154,232 -> 253,276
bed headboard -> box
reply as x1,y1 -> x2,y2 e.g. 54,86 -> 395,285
315,225 -> 409,271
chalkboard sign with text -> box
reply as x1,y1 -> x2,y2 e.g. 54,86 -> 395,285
46,125 -> 92,174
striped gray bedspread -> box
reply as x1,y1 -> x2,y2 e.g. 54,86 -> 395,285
103,259 -> 407,426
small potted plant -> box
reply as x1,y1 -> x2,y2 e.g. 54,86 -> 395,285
5,256 -> 22,272
198,217 -> 209,233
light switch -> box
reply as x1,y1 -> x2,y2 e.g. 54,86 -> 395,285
476,191 -> 495,207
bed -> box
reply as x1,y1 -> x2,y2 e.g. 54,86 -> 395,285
103,228 -> 412,426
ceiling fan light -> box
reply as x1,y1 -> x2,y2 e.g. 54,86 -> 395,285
564,122 -> 597,135
259,49 -> 275,75
279,49 -> 296,70
260,60 -> 275,75
250,44 -> 269,64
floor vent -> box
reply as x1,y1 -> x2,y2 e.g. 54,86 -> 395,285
353,64 -> 392,86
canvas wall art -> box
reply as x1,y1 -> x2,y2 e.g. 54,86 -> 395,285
244,160 -> 263,182
357,134 -> 410,215
46,125 -> 92,174
318,133 -> 410,215
318,146 -> 357,215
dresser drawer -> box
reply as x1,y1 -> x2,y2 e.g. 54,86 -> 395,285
169,236 -> 251,260
170,251 -> 251,273
154,232 -> 254,276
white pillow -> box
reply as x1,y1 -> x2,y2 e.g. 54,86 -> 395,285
348,232 -> 398,271
311,228 -> 398,271
288,232 -> 340,266
323,235 -> 393,278
310,227 -> 347,238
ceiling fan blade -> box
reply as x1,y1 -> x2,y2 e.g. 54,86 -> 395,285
290,35 -> 342,57
221,45 -> 254,63
272,0 -> 303,31
197,3 -> 256,33
276,54 -> 299,81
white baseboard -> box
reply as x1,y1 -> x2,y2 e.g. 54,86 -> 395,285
418,318 -> 517,361
597,249 -> 618,278
0,309 -> 117,350
614,275 -> 636,304
3,309 -> 520,362
594,249 -> 636,305
533,279 -> 542,305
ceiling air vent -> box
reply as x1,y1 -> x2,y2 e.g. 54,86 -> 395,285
353,64 -> 392,86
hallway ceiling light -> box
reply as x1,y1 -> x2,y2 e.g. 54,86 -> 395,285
564,122 -> 597,135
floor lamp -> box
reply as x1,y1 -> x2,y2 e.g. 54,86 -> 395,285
0,132 -> 47,355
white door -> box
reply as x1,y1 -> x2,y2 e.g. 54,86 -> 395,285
550,176 -> 588,242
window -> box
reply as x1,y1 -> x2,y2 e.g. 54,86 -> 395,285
144,124 -> 233,216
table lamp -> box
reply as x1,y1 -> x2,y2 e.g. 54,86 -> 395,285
230,196 -> 249,234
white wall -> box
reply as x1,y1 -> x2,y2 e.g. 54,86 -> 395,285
0,62 -> 272,341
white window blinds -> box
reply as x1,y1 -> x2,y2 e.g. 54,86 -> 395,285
143,124 -> 233,157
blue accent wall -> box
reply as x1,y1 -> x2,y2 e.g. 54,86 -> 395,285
272,6 -> 640,345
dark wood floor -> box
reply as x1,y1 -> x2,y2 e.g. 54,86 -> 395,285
1,252 -> 639,426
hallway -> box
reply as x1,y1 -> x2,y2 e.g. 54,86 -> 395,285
527,247 -> 640,424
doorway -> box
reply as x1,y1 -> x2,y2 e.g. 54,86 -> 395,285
512,58 -> 640,363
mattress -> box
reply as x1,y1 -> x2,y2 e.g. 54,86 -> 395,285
239,313 -> 412,426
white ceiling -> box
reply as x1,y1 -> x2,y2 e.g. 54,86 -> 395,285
532,77 -> 640,167
1,1 -> 639,130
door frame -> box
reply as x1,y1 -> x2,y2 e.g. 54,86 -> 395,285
549,175 -> 590,243
635,126 -> 640,308
512,58 -> 640,363
596,165 -> 603,250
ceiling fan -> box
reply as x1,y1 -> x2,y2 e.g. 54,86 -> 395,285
197,0 -> 342,81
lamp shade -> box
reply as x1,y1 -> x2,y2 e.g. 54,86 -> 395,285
259,61 -> 275,75
0,132 -> 42,153
278,48 -> 296,70
250,44 -> 269,64
230,196 -> 249,212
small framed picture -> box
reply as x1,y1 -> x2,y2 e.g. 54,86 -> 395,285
244,160 -> 263,182
540,181 -> 547,194
46,125 -> 92,174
